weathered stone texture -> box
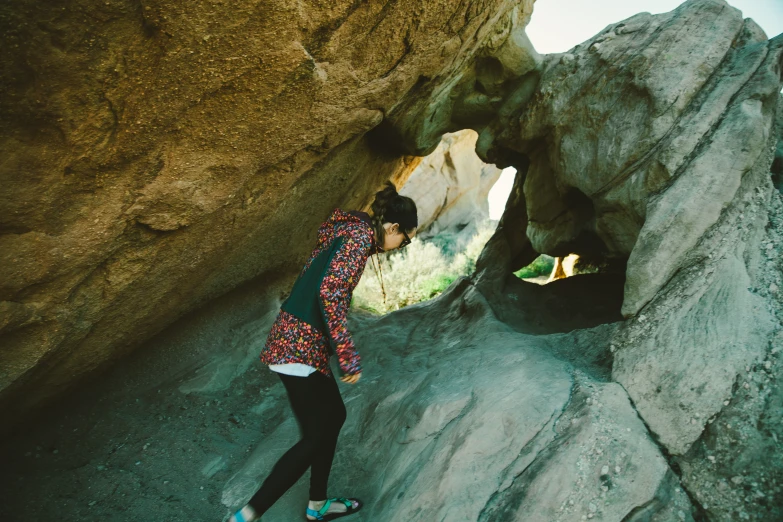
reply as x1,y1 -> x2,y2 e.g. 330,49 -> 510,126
0,0 -> 535,429
399,129 -> 501,240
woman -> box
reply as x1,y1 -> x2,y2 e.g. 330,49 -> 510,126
228,181 -> 418,522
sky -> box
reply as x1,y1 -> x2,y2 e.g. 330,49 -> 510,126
487,0 -> 783,219
526,0 -> 782,54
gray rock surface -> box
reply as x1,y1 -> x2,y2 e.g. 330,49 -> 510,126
476,0 -> 782,316
219,278 -> 690,522
469,1 -> 783,518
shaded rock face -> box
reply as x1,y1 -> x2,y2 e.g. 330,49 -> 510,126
399,129 -> 501,241
773,95 -> 783,193
0,0 -> 537,430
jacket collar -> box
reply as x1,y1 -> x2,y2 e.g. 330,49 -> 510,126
346,209 -> 372,225
346,209 -> 382,254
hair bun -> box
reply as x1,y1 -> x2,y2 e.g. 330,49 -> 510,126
370,180 -> 417,233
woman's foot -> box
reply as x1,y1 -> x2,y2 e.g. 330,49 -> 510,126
306,498 -> 360,520
229,504 -> 259,522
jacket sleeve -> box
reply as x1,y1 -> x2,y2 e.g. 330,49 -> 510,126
319,231 -> 371,375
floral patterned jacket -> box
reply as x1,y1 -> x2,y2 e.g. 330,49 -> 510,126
259,208 -> 379,377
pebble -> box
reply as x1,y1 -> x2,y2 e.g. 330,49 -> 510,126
97,465 -> 106,471
135,461 -> 141,466
615,466 -> 621,473
601,466 -> 609,475
731,476 -> 744,485
764,361 -> 772,370
743,382 -> 750,389
89,501 -> 97,507
770,283 -> 779,294
708,455 -> 716,462
724,400 -> 730,406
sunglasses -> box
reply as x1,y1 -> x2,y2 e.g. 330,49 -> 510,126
399,229 -> 411,249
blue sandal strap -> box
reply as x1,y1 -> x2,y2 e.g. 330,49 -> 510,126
306,499 -> 332,520
234,510 -> 247,522
332,497 -> 352,508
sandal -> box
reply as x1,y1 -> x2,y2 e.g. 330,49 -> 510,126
305,497 -> 363,521
231,511 -> 248,522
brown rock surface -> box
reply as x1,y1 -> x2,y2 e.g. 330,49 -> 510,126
0,0 -> 536,431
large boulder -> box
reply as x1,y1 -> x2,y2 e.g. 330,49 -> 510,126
0,0 -> 538,432
478,0 -> 782,316
470,1 -> 783,519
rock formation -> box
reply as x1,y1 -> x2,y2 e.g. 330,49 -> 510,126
0,0 -> 536,430
399,129 -> 501,241
1,0 -> 781,521
470,0 -> 783,519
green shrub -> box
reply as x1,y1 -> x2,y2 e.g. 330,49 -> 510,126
513,255 -> 555,279
353,220 -> 496,314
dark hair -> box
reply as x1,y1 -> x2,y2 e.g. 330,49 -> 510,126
370,181 -> 418,246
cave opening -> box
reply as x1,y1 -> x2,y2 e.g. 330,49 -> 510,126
353,129 -> 627,330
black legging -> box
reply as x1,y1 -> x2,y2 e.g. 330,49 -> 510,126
248,370 -> 347,515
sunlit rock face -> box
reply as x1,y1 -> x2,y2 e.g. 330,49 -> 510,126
478,0 -> 782,316
399,129 -> 501,241
469,1 -> 783,519
0,0 -> 538,431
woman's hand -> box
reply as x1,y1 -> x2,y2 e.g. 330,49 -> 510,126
340,372 -> 361,384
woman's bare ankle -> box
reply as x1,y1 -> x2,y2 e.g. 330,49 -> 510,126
309,499 -> 326,510
307,498 -> 348,517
